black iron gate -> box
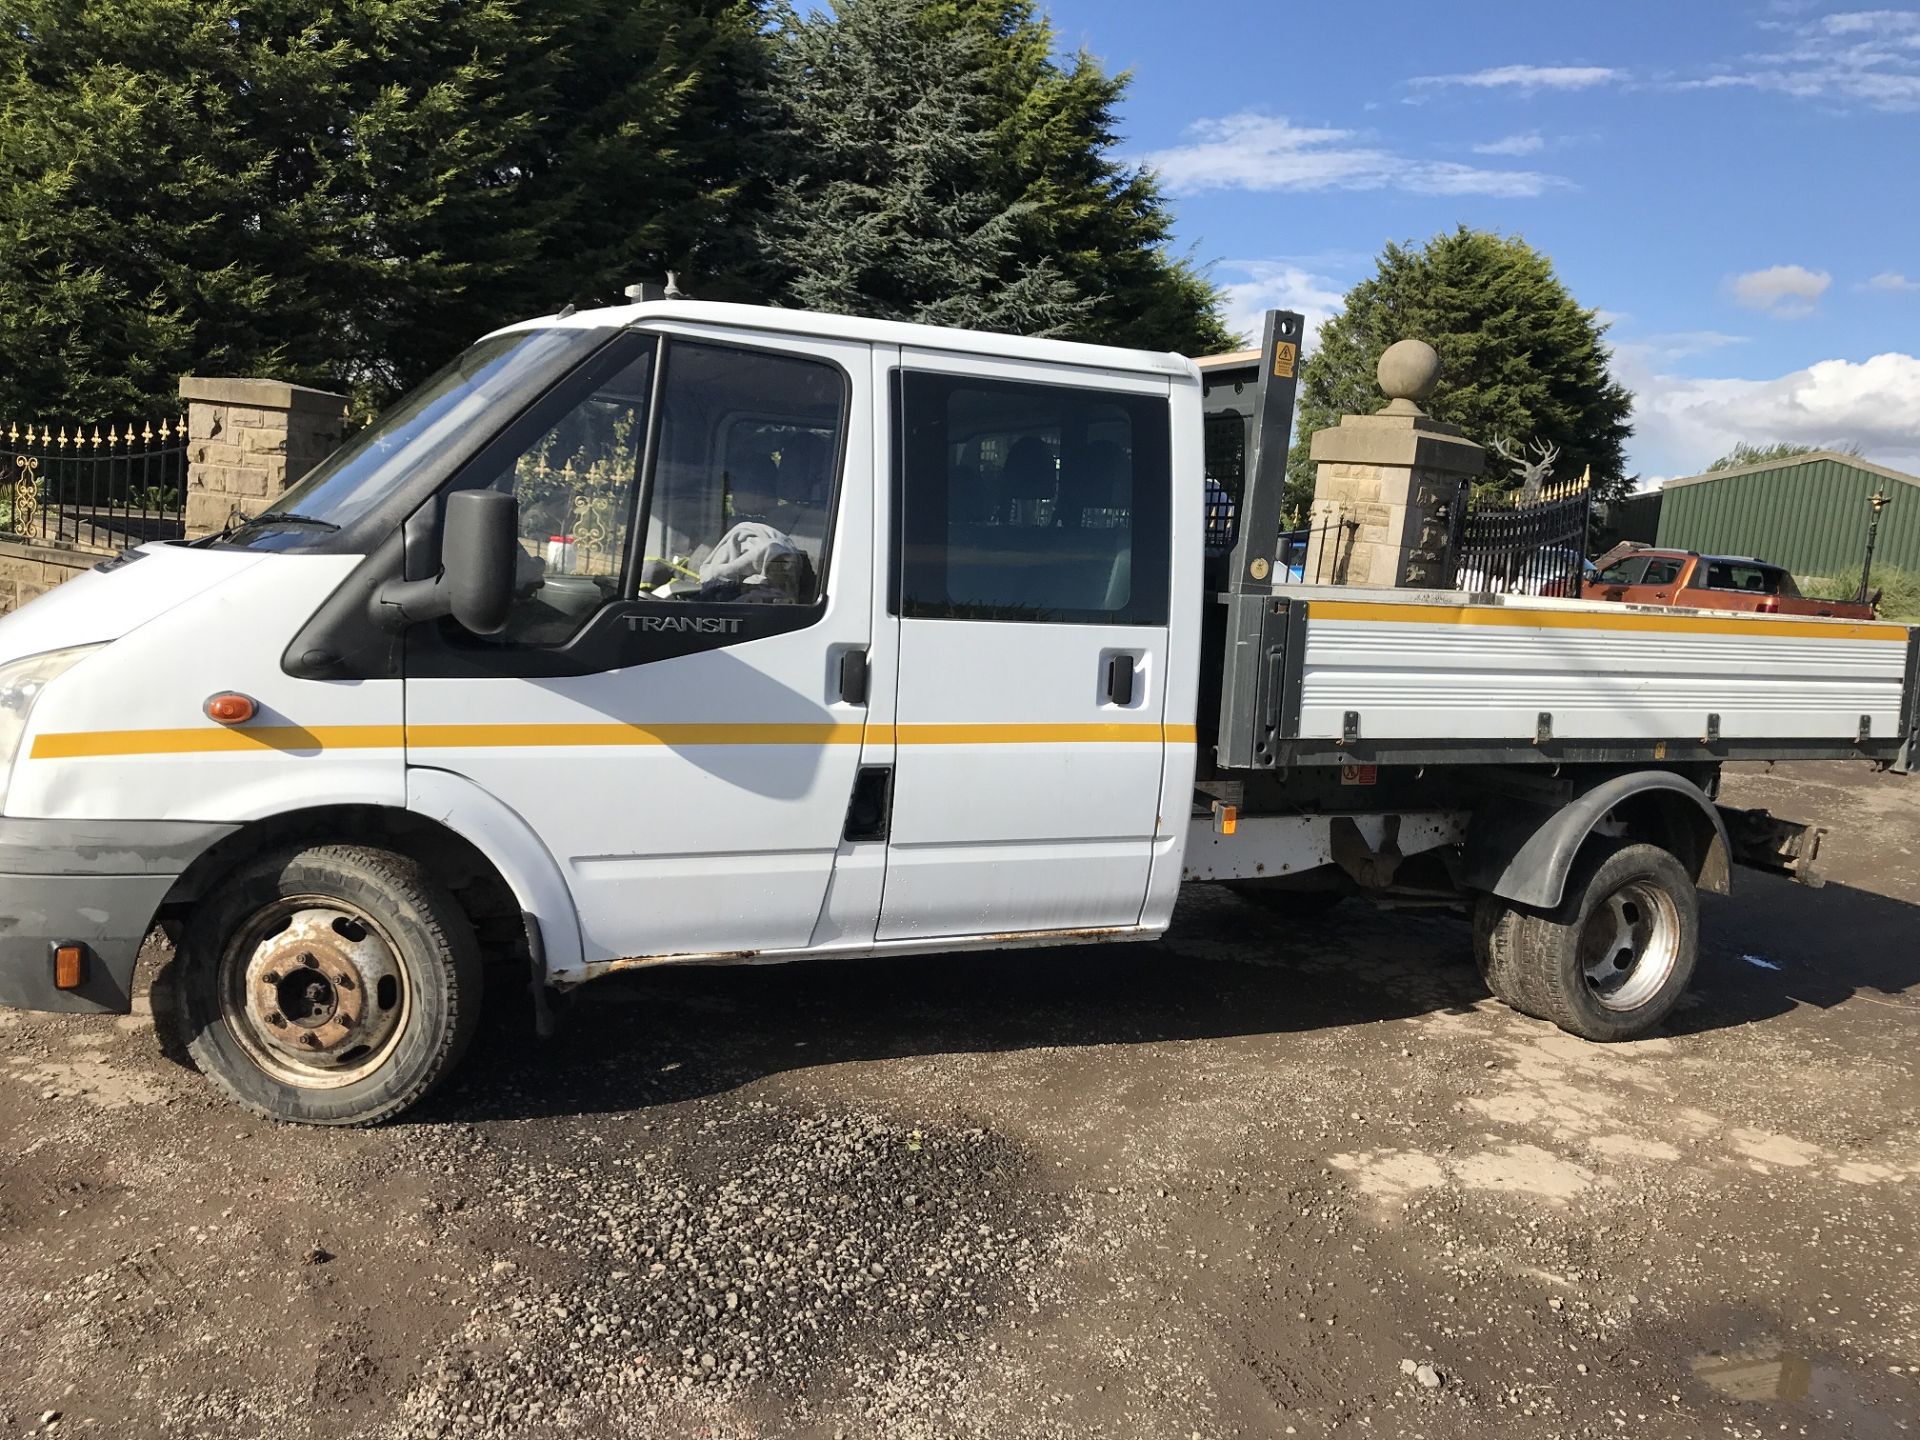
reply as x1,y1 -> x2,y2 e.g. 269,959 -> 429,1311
4,418 -> 188,549
1448,469 -> 1593,596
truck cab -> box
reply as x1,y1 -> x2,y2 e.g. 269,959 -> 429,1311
0,302 -> 1204,1122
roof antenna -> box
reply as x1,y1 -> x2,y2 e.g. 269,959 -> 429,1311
623,274 -> 688,304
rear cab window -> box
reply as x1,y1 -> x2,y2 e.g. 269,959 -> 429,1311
1701,560 -> 1793,596
896,372 -> 1171,625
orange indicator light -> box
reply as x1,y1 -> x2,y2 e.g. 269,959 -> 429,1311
54,944 -> 86,990
204,692 -> 257,725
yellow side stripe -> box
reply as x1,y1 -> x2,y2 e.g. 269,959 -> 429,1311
31,726 -> 406,759
31,720 -> 1199,760
1307,598 -> 1909,643
884,722 -> 1182,745
404,722 -> 867,749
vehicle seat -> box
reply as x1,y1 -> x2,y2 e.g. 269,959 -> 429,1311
999,437 -> 1058,524
773,433 -> 831,567
938,443 -> 1133,615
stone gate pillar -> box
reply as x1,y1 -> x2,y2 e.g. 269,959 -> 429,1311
1304,340 -> 1483,588
179,377 -> 348,538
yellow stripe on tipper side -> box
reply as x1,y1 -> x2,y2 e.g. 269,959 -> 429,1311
30,725 -> 404,759
1306,598 -> 1909,644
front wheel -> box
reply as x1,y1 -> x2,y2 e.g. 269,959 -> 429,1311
179,844 -> 483,1125
1476,841 -> 1699,1042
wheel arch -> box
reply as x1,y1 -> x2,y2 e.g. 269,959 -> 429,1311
157,789 -> 582,979
1463,771 -> 1731,910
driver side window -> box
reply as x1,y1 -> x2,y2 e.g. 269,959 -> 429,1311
473,345 -> 656,646
637,341 -> 844,606
451,334 -> 846,650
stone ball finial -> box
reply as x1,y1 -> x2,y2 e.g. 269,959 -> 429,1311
1377,339 -> 1441,415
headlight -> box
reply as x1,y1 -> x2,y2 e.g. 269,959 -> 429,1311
0,644 -> 105,809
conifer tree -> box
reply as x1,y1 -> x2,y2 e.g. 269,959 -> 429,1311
0,0 -> 766,419
1288,227 -> 1634,516
930,0 -> 1235,354
757,0 -> 1231,350
755,0 -> 1087,335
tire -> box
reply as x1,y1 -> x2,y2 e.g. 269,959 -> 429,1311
1481,841 -> 1698,1042
1472,892 -> 1547,1019
179,843 -> 483,1125
1223,882 -> 1346,919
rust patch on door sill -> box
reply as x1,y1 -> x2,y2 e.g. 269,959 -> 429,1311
557,925 -> 1146,989
969,926 -> 1133,945
564,949 -> 764,985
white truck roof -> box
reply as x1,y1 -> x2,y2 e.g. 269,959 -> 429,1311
486,299 -> 1202,382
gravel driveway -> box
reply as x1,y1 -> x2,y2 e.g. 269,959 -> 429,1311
3,761 -> 1916,1438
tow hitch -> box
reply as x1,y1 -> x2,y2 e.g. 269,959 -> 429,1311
1718,806 -> 1828,888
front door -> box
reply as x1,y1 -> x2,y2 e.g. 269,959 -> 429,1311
876,352 -> 1174,940
405,326 -> 877,964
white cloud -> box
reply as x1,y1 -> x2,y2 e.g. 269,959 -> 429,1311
1611,330 -> 1750,365
1821,10 -> 1920,37
1409,65 -> 1622,93
1727,264 -> 1831,316
1618,348 -> 1920,477
1676,9 -> 1920,110
1864,271 -> 1920,292
1142,113 -> 1562,198
1213,261 -> 1347,349
1472,131 -> 1546,156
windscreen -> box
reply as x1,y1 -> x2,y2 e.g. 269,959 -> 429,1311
217,326 -> 609,551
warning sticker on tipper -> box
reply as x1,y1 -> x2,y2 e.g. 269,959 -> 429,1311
1273,341 -> 1298,378
1339,763 -> 1378,786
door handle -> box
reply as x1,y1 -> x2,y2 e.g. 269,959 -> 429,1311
838,649 -> 869,705
1106,654 -> 1136,707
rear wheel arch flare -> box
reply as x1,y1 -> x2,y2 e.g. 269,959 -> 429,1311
1464,770 -> 1731,910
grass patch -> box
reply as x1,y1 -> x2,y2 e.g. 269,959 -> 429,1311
1801,567 -> 1920,622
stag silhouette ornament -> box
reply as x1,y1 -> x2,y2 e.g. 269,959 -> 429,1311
1489,434 -> 1559,503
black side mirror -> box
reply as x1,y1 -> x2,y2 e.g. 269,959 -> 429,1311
372,489 -> 520,635
442,489 -> 518,635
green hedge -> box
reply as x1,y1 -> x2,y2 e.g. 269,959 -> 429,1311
1801,567 -> 1920,622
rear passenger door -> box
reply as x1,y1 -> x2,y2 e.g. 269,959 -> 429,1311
876,351 -> 1174,941
1633,555 -> 1684,605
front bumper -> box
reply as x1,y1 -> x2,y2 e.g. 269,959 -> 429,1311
0,819 -> 238,1014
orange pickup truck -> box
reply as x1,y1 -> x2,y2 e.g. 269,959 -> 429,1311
1581,548 -> 1876,619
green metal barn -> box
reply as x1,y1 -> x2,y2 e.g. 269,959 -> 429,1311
1655,451 -> 1920,582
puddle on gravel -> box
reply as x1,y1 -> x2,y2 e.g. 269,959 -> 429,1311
1691,1341 -> 1899,1437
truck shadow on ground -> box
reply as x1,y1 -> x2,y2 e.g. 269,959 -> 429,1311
1673,875 -> 1920,1035
427,888 -> 1478,1123
419,874 -> 1920,1125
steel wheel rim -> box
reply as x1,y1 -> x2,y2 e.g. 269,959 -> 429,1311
1578,878 -> 1680,1012
218,896 -> 412,1089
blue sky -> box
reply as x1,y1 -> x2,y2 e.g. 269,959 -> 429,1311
1035,0 -> 1920,483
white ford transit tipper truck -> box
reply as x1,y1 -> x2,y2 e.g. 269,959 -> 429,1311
0,301 -> 1913,1124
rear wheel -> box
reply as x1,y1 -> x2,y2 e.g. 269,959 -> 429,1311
180,844 -> 482,1125
1472,892 -> 1544,1018
1476,841 -> 1698,1042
